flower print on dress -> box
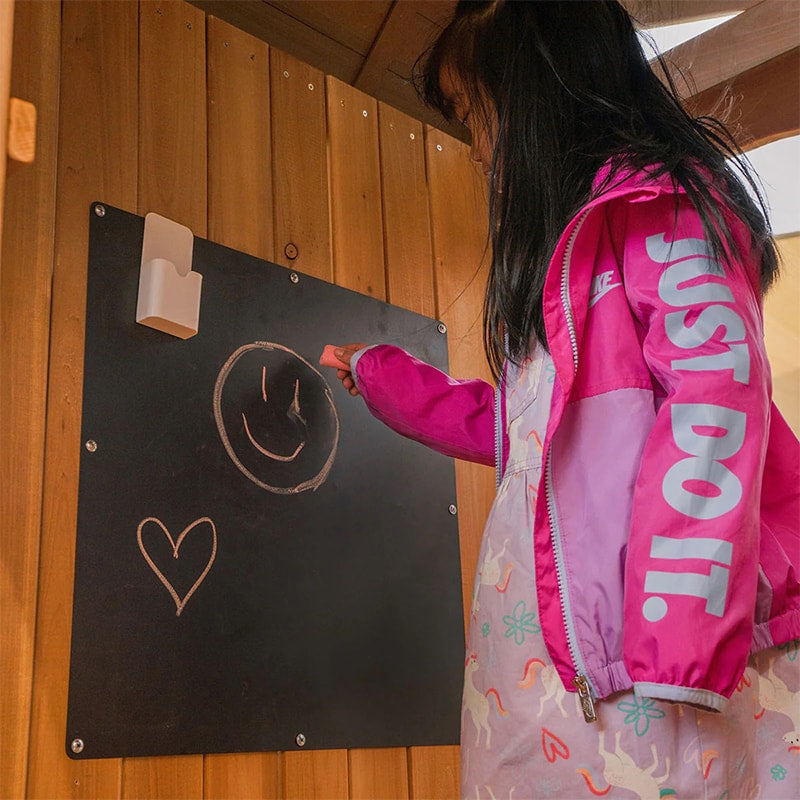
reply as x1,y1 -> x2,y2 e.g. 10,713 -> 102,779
502,599 -> 541,645
771,763 -> 788,781
616,695 -> 666,737
778,638 -> 799,662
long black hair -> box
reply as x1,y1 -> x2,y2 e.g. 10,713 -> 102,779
416,0 -> 779,379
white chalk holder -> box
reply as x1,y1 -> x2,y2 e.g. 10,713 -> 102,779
136,212 -> 202,339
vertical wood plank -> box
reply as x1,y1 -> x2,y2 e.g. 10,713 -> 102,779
270,49 -> 331,279
207,15 -> 273,262
377,103 -> 435,318
327,74 -> 405,800
416,125 -> 496,800
204,14 -> 281,799
124,2 -> 206,793
26,1 -> 138,796
138,0 -> 207,235
283,750 -> 348,800
0,2 -> 59,797
0,0 -> 13,249
765,234 -> 800,433
326,75 -> 385,298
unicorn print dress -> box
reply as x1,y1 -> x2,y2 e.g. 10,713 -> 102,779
461,347 -> 800,800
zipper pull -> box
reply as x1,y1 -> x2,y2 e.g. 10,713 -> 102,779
573,675 -> 597,723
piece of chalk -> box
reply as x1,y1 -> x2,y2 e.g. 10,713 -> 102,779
319,345 -> 351,370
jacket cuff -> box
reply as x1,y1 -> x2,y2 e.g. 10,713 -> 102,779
634,682 -> 727,712
350,345 -> 378,393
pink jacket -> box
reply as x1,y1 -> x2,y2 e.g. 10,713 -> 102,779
350,167 -> 800,715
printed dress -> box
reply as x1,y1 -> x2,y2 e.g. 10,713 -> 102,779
461,348 -> 800,800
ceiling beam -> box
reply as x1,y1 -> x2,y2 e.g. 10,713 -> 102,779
623,0 -> 756,27
686,46 -> 800,150
655,0 -> 800,97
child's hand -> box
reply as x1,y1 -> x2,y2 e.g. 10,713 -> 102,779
320,343 -> 367,396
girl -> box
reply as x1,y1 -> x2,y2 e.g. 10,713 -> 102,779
326,2 -> 800,797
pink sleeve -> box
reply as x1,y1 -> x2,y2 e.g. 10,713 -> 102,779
620,195 -> 771,709
352,345 -> 496,467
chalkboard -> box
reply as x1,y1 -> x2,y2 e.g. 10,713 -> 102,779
66,203 -> 464,759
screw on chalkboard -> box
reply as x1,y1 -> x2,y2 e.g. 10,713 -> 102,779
85,440 -> 97,453
448,504 -> 458,515
295,733 -> 307,747
437,322 -> 447,334
71,738 -> 84,754
94,204 -> 106,218
289,272 -> 300,284
284,242 -> 299,260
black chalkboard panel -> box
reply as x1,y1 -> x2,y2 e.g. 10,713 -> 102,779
66,203 -> 464,759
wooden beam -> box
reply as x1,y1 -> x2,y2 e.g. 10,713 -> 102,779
657,0 -> 800,97
268,0 -> 391,56
188,0 -> 364,82
623,0 -> 756,26
686,47 -> 800,150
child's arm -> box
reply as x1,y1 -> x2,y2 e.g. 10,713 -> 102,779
322,343 -> 496,467
619,194 -> 781,710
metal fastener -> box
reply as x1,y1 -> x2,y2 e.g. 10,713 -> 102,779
283,70 -> 290,78
437,144 -> 443,151
409,133 -> 415,140
362,109 -> 368,117
295,733 -> 306,747
448,504 -> 457,515
437,322 -> 447,334
71,739 -> 84,754
308,83 -> 314,91
85,440 -> 97,453
94,204 -> 106,217
284,242 -> 298,260
249,53 -> 255,61
185,21 -> 192,30
224,41 -> 230,48
289,272 -> 300,284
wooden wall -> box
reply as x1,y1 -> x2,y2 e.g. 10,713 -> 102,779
1,1 -> 493,797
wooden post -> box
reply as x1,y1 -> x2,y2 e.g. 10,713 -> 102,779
0,0 -> 14,260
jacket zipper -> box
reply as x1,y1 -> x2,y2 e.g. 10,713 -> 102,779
545,208 -> 598,723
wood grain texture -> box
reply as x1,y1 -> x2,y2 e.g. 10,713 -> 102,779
377,103 -> 435,318
268,0 -> 391,56
270,49 -> 331,279
326,76 -> 385,299
26,1 -> 138,796
283,749 -> 349,800
0,2 -> 58,797
203,15 -> 281,798
0,0 -> 13,245
765,235 -> 800,435
207,15 -> 273,261
122,757 -> 202,800
126,1 -> 206,792
376,101 -> 455,800
422,125 -> 496,800
408,744 -> 461,800
190,0 -> 363,84
348,747 -> 409,800
686,48 -> 800,149
658,0 -> 799,97
139,0 -> 207,235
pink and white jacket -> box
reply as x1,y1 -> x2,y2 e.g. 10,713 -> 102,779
350,166 -> 800,716
353,167 -> 800,716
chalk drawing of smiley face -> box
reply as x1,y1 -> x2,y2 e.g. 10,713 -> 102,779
213,342 -> 339,494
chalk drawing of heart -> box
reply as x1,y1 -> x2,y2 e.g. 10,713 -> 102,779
136,516 -> 217,617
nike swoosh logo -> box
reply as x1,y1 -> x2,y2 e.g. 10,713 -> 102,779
588,282 -> 622,308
